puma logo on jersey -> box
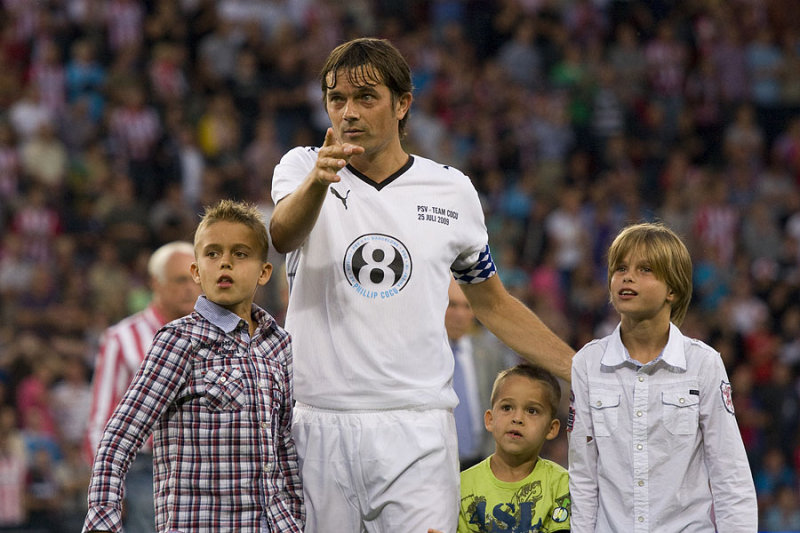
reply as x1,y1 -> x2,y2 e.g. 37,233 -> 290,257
330,187 -> 351,209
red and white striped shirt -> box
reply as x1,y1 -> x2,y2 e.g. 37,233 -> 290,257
11,203 -> 61,263
0,146 -> 20,200
0,451 -> 26,527
149,58 -> 188,102
645,38 -> 687,97
84,304 -> 165,462
694,203 -> 739,265
105,0 -> 144,52
29,61 -> 66,115
108,105 -> 161,161
2,0 -> 40,41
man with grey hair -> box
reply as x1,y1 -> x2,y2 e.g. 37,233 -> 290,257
84,241 -> 200,533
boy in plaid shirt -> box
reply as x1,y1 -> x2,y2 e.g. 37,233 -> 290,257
84,200 -> 303,532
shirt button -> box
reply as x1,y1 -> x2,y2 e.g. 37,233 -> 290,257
596,401 -> 603,407
638,376 -> 645,382
638,480 -> 644,487
638,516 -> 644,522
679,397 -> 685,404
636,443 -> 643,450
261,422 -> 268,429
636,411 -> 643,417
219,377 -> 227,383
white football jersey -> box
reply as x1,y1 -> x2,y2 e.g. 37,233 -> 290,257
272,147 -> 495,409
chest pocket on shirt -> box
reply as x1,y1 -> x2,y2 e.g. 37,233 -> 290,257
662,390 -> 699,435
589,391 -> 621,437
202,367 -> 245,412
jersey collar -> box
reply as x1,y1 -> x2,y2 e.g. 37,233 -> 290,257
346,155 -> 414,191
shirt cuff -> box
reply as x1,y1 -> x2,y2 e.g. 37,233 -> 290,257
83,505 -> 123,533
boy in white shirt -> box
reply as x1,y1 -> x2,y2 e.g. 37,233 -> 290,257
568,222 -> 757,532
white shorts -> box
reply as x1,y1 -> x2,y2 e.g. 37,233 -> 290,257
292,404 -> 460,533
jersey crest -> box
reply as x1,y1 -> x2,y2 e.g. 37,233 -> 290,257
343,233 -> 412,300
720,380 -> 734,414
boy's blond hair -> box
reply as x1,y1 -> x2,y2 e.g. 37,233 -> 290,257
606,222 -> 692,326
195,200 -> 270,261
489,363 -> 561,419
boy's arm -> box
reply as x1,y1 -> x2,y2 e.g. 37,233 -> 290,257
461,275 -> 574,382
83,328 -> 193,533
276,343 -> 305,525
698,353 -> 758,530
566,352 -> 598,533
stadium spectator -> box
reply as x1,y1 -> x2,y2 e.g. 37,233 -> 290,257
84,241 -> 199,533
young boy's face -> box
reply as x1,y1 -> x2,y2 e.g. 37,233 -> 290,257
609,249 -> 674,323
191,220 -> 272,318
485,375 -> 560,460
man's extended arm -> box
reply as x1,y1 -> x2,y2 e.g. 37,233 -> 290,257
461,275 -> 574,381
269,128 -> 363,253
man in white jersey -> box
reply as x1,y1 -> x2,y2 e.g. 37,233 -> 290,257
269,37 -> 575,533
84,241 -> 199,533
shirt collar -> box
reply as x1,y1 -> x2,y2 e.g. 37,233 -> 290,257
194,295 -> 246,334
601,322 -> 687,371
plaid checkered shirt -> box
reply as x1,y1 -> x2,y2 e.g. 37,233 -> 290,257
83,296 -> 304,532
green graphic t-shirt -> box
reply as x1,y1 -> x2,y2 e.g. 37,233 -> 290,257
458,456 -> 571,533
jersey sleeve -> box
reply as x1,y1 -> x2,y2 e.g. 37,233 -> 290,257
271,146 -> 317,204
697,346 -> 758,530
449,170 -> 494,283
567,348 -> 599,532
451,244 -> 497,284
544,465 -> 572,532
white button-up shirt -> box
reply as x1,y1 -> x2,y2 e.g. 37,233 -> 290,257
568,322 -> 757,532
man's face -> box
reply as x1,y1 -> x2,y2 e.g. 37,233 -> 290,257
324,66 -> 410,157
154,251 -> 201,321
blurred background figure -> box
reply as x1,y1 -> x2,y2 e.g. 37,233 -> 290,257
446,278 -> 517,469
83,241 -> 199,533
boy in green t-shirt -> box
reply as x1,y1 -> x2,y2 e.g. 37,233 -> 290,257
430,364 -> 570,533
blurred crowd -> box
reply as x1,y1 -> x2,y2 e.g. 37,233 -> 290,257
0,0 -> 799,531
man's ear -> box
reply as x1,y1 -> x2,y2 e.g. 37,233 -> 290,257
396,92 -> 412,121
